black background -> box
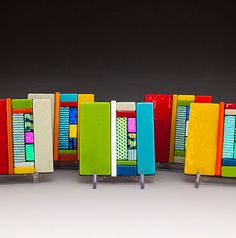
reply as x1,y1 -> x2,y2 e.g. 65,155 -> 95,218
1,1 -> 236,102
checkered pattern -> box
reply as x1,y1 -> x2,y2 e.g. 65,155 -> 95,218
116,118 -> 128,160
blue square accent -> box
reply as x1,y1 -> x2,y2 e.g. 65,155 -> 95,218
69,108 -> 78,124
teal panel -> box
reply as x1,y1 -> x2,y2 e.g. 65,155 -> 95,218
60,94 -> 78,102
137,103 -> 155,175
223,116 -> 235,159
26,144 -> 35,161
234,143 -> 236,159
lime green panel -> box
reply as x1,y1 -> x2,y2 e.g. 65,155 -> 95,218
117,160 -> 137,166
222,166 -> 236,177
59,150 -> 77,155
174,150 -> 186,156
177,100 -> 194,106
79,103 -> 111,175
12,99 -> 33,109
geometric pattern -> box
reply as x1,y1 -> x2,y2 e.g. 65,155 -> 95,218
12,112 -> 35,166
128,133 -> 136,161
24,114 -> 33,132
223,115 -> 236,159
12,114 -> 26,163
128,133 -> 136,149
59,105 -> 78,151
116,118 -> 128,160
59,107 -> 69,149
128,149 -> 136,161
175,106 -> 187,151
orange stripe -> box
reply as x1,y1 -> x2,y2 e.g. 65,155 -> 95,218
53,92 -> 60,161
12,109 -> 33,114
58,154 -> 76,161
7,98 -> 14,174
215,102 -> 224,176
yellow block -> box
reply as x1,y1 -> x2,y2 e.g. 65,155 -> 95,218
184,103 -> 219,175
169,94 -> 177,162
77,94 -> 95,160
78,94 -> 95,104
178,95 -> 195,101
69,125 -> 77,138
14,167 -> 35,174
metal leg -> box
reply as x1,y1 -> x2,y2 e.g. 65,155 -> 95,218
93,173 -> 97,189
195,172 -> 201,188
140,171 -> 145,189
33,173 -> 39,183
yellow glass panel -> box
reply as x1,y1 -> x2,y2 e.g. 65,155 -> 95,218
184,103 -> 219,175
178,95 -> 195,101
69,125 -> 77,138
14,167 -> 35,174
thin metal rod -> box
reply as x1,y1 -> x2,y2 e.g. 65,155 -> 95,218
140,171 -> 145,189
195,172 -> 201,188
33,173 -> 39,183
93,173 -> 97,189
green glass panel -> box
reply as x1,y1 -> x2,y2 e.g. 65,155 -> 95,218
79,103 -> 111,175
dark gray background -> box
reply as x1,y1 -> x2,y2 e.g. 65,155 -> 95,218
1,1 -> 236,102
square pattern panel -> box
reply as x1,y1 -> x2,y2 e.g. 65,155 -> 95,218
12,111 -> 35,171
116,106 -> 137,176
222,115 -> 236,159
58,94 -> 78,158
174,96 -> 195,164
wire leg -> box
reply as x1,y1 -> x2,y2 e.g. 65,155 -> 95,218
140,171 -> 145,189
195,172 -> 201,188
93,173 -> 97,189
33,173 -> 39,183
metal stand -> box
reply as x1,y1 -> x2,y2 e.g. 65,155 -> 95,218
195,172 -> 201,188
93,173 -> 97,189
33,173 -> 39,183
140,171 -> 145,189
89,173 -> 146,189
